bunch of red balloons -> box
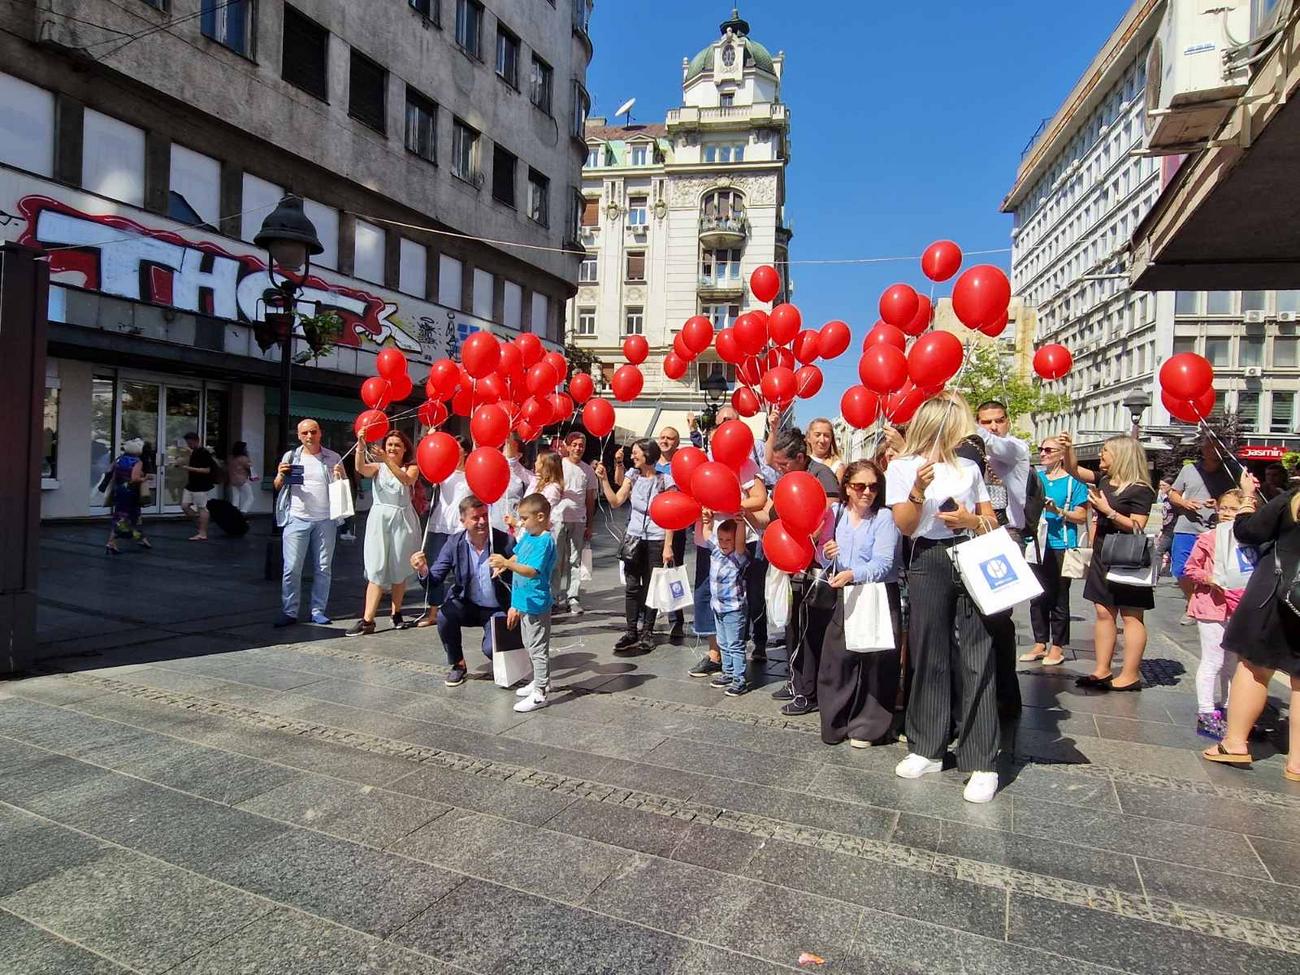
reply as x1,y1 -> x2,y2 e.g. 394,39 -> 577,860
646,419 -> 757,534
1159,352 -> 1216,423
354,347 -> 417,443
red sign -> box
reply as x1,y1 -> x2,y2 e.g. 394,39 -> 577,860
1238,445 -> 1286,461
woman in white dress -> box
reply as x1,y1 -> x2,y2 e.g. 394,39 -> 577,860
347,431 -> 421,636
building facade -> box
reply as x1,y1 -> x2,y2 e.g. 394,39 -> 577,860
2,0 -> 592,520
564,9 -> 791,439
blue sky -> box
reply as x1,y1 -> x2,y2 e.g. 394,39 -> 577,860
584,0 -> 1134,423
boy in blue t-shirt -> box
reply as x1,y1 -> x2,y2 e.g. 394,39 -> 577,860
490,492 -> 557,712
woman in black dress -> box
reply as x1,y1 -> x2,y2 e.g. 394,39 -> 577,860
1201,478 -> 1300,779
1059,434 -> 1156,692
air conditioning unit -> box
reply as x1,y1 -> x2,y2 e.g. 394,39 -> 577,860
1279,311 -> 1297,322
1145,0 -> 1252,154
1244,366 -> 1263,378
1245,310 -> 1266,323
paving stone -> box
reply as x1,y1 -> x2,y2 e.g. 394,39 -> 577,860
806,762 -> 1014,828
236,775 -> 452,847
640,736 -> 824,789
0,909 -> 134,974
1115,781 -> 1300,842
385,765 -> 577,826
543,796 -> 694,858
668,821 -> 765,873
583,854 -> 756,940
0,806 -> 109,898
706,876 -> 863,971
1248,834 -> 1300,881
689,776 -> 898,842
1135,857 -> 1300,929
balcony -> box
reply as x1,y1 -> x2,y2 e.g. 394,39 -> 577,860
699,213 -> 749,249
698,276 -> 744,300
666,103 -> 789,131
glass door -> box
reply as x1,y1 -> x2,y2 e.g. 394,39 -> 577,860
120,380 -> 163,514
160,385 -> 202,512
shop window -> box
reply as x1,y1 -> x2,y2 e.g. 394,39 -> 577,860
169,144 -> 221,227
0,72 -> 54,176
82,109 -> 145,206
89,376 -> 116,507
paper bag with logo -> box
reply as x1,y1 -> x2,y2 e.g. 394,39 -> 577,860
646,566 -> 693,613
1212,521 -> 1258,591
950,526 -> 1043,616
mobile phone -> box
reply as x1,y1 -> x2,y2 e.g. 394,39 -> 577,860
939,498 -> 959,513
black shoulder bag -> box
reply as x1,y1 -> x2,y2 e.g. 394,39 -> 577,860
617,474 -> 659,563
1099,486 -> 1153,569
804,504 -> 846,611
1274,545 -> 1300,619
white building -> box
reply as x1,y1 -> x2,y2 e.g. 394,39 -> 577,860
565,8 -> 792,438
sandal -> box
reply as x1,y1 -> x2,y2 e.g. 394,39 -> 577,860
1285,767 -> 1300,782
1018,649 -> 1048,663
1201,744 -> 1252,766
1041,654 -> 1066,666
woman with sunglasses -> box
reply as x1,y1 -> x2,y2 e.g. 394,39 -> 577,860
1024,438 -> 1090,666
816,460 -> 902,747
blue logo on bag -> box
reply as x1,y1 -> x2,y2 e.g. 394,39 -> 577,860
669,581 -> 686,599
1235,546 -> 1258,572
979,556 -> 1018,591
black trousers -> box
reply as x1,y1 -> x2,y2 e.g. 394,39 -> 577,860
1029,548 -> 1071,647
787,579 -> 832,700
987,526 -> 1023,719
746,540 -> 768,648
905,539 -> 999,773
818,583 -> 902,744
668,531 -> 687,627
623,539 -> 659,635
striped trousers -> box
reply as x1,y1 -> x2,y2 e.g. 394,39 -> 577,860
904,538 -> 1000,773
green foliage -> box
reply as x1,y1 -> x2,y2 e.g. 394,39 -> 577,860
297,309 -> 345,359
564,340 -> 599,377
949,342 -> 1070,440
1283,450 -> 1300,473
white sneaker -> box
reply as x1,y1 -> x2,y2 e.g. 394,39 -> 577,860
513,689 -> 548,713
963,771 -> 999,804
515,681 -> 536,698
894,753 -> 943,779
568,599 -> 584,616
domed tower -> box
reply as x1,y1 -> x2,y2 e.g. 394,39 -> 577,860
681,8 -> 784,108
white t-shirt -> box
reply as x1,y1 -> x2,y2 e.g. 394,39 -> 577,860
429,471 -> 471,535
885,455 -> 990,540
694,458 -> 762,548
288,450 -> 331,521
561,458 -> 596,524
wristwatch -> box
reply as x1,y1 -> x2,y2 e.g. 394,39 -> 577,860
908,491 -> 925,504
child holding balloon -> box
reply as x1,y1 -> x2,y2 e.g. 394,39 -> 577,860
700,511 -> 752,696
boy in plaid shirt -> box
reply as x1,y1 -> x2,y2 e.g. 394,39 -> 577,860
702,512 -> 752,696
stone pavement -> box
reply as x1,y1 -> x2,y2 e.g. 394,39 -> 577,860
1,515 -> 1298,974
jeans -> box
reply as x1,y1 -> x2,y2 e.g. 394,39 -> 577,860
521,610 -> 552,689
436,597 -> 502,667
281,517 -> 336,618
715,608 -> 748,684
692,546 -> 716,637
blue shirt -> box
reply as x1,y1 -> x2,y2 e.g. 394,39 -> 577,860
1039,471 -> 1089,549
708,540 -> 751,614
626,470 -> 667,540
510,530 -> 556,615
820,505 -> 901,584
464,537 -> 497,608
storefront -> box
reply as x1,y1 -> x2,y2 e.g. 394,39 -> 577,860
1236,442 -> 1297,479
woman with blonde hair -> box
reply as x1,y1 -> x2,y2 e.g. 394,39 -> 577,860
766,412 -> 844,477
884,392 -> 1003,803
1058,433 -> 1156,691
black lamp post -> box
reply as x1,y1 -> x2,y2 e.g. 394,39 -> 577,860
698,368 -> 729,446
1123,390 -> 1152,439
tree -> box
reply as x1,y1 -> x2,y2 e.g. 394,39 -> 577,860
949,342 -> 1069,440
1158,411 -> 1244,482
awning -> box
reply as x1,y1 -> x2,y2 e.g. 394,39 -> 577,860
282,391 -> 363,423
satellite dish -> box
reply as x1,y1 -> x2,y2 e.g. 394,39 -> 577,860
615,98 -> 636,124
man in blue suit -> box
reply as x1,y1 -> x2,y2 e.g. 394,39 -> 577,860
411,495 -> 514,687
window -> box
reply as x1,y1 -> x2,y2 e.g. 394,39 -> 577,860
624,307 -> 644,336
0,72 -> 54,176
503,280 -> 523,329
1237,391 -> 1260,431
451,118 -> 480,183
527,169 -> 549,226
1242,334 -> 1265,367
586,145 -> 602,168
578,254 -> 598,282
530,55 -> 553,113
492,144 -> 516,206
627,195 -> 648,226
1206,291 -> 1235,315
282,6 -> 329,101
576,308 -> 596,336
531,293 -> 550,337
1278,291 -> 1300,313
42,384 -> 59,480
1242,290 -> 1267,312
201,0 -> 252,56
703,304 -> 741,329
1174,291 -> 1201,315
704,143 -> 745,163
701,249 -> 741,283
303,198 -> 338,269
82,110 -> 145,206
630,144 -> 648,166
1271,392 -> 1295,433
404,88 -> 437,163
439,254 -> 463,309
353,218 -> 385,284
719,92 -> 734,107
409,0 -> 438,23
1205,337 -> 1231,368
455,0 -> 483,58
240,173 -> 283,242
702,188 -> 744,220
571,80 -> 590,137
1172,336 -> 1197,357
495,24 -> 519,87
581,197 -> 599,227
399,239 -> 427,297
472,268 -> 493,319
1275,336 -> 1298,368
349,50 -> 387,133
625,252 -> 646,282
169,144 -> 221,227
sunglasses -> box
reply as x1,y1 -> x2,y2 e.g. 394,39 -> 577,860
846,481 -> 878,493
1039,446 -> 1060,454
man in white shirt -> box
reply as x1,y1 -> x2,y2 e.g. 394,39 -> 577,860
273,418 -> 345,627
560,432 -> 597,614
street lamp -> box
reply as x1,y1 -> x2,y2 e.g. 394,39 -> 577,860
697,368 -> 730,445
1123,390 -> 1151,438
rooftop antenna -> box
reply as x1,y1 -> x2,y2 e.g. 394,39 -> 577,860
615,97 -> 636,126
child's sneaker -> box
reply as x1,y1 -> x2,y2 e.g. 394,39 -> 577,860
724,680 -> 749,697
1196,709 -> 1226,740
515,681 -> 536,698
513,688 -> 549,712
709,673 -> 730,689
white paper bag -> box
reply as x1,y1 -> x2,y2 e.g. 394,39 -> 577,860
328,478 -> 355,520
951,527 -> 1044,616
1106,561 -> 1158,587
843,583 -> 894,652
1061,547 -> 1092,579
647,566 -> 693,613
765,564 -> 792,630
493,647 -> 532,687
1212,522 -> 1257,590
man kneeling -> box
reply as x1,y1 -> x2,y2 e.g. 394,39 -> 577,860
411,495 -> 514,687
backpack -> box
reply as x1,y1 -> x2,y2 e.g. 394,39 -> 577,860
1022,467 -> 1046,539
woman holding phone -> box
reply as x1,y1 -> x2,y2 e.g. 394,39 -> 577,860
1024,437 -> 1090,665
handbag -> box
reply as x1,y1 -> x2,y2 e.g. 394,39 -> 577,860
1101,532 -> 1152,570
646,565 -> 693,613
765,563 -> 792,630
950,526 -> 1044,615
328,478 -> 355,520
617,473 -> 660,563
806,504 -> 846,610
1274,546 -> 1300,620
843,582 -> 894,652
1061,547 -> 1092,579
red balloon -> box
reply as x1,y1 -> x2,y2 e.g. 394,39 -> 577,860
651,492 -> 702,531
611,364 -> 644,402
417,432 -> 460,483
673,332 -> 696,362
522,395 -> 553,428
774,471 -> 828,534
921,240 -> 963,283
750,265 -> 781,303
516,333 -> 544,367
497,342 -> 522,381
1033,344 -> 1074,381
734,312 -> 768,356
864,321 -> 906,352
901,294 -> 933,337
795,365 -> 823,399
622,334 -> 649,365
766,347 -> 796,372
859,345 -> 909,395
760,366 -> 797,406
474,372 -> 507,405
691,462 -> 742,513
978,317 -> 1009,338
354,409 -> 389,443
715,328 -> 743,364
1159,352 -> 1214,401
526,360 -> 560,397
426,359 -> 460,399
764,519 -> 816,573
952,265 -> 1012,330
907,331 -> 964,388
582,398 -> 615,439
543,351 -> 568,381
817,320 -> 851,359
1163,387 -> 1217,423
663,353 -> 689,381
732,386 -> 761,417
768,304 -> 802,346
461,331 -> 501,379
515,419 -> 540,442
361,376 -> 392,410
737,356 -> 763,387
376,347 -> 408,381
670,446 -> 708,492
548,391 -> 575,422
418,399 -> 448,429
388,372 -> 413,402
682,316 -> 715,354
711,419 -> 756,470
470,404 -> 510,448
794,330 -> 821,364
841,385 -> 880,429
569,372 -> 595,404
879,284 -> 920,329
465,447 -> 510,503
883,382 -> 929,424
